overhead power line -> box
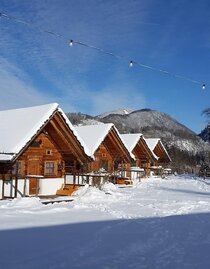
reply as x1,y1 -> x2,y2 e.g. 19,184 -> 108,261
0,11 -> 206,89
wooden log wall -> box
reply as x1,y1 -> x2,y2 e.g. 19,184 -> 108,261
90,143 -> 114,172
17,132 -> 64,178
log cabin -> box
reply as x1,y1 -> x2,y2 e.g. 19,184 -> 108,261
145,138 -> 171,168
0,103 -> 92,199
120,133 -> 158,177
75,124 -> 132,181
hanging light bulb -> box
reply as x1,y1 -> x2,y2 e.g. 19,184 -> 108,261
202,84 -> 206,90
129,61 -> 133,67
69,40 -> 73,47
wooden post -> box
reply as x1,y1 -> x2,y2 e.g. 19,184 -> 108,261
2,180 -> 5,199
14,162 -> 18,198
14,177 -> 18,198
36,178 -> 39,197
23,177 -> 27,197
73,173 -> 76,185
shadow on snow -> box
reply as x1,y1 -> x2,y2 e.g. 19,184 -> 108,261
1,213 -> 210,269
157,186 -> 210,196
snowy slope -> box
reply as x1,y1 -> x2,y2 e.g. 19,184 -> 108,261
100,109 -> 193,132
97,108 -> 133,118
100,109 -> 210,155
66,112 -> 102,126
1,175 -> 210,268
68,109 -> 209,155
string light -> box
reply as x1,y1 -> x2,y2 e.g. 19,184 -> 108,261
0,11 -> 206,89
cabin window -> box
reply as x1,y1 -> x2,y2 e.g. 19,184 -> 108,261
12,161 -> 23,177
46,149 -> 52,155
30,141 -> 41,148
44,161 -> 56,175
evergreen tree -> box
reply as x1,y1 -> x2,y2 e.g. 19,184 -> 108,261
202,108 -> 210,123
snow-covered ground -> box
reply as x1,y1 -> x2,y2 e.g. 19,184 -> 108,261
1,175 -> 210,269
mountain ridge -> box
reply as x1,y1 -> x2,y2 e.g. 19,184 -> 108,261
66,108 -> 210,172
97,108 -> 133,118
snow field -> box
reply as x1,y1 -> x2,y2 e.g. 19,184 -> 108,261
1,175 -> 210,268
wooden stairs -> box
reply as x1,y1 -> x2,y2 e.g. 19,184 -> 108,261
56,184 -> 81,196
117,177 -> 133,185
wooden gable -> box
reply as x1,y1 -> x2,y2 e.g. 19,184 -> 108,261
153,141 -> 171,164
132,137 -> 157,166
102,127 -> 132,163
43,111 -> 91,164
91,143 -> 113,171
17,132 -> 64,178
14,110 -> 91,165
132,137 -> 154,163
90,126 -> 132,172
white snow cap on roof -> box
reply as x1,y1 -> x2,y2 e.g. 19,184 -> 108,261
145,138 -> 160,152
0,154 -> 13,161
121,133 -> 158,160
75,123 -> 116,156
0,103 -> 91,161
145,138 -> 171,161
120,133 -> 143,159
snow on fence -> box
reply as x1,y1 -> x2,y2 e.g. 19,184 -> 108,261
0,177 -> 66,199
0,168 -> 146,200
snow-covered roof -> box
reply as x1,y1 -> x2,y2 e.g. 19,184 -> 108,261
145,138 -> 171,161
145,138 -> 160,152
57,107 -> 92,158
0,103 -> 91,161
0,154 -> 14,161
121,133 -> 158,160
120,133 -> 143,159
75,124 -> 115,156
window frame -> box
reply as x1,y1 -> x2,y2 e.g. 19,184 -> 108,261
12,161 -> 24,178
44,161 -> 57,176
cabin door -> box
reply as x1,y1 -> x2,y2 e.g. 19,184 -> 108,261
27,159 -> 40,195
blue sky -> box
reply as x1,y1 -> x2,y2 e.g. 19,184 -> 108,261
0,0 -> 210,133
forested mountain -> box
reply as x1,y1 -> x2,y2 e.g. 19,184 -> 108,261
67,108 -> 210,172
199,125 -> 210,142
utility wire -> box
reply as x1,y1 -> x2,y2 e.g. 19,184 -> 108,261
0,11 -> 206,89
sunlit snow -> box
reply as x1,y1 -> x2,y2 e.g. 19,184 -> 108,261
1,175 -> 210,268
